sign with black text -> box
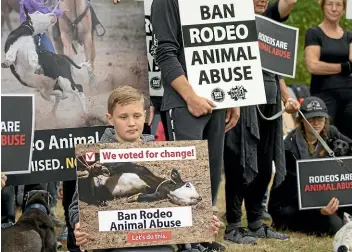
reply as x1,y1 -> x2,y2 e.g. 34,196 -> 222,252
296,157 -> 352,210
76,141 -> 213,250
6,126 -> 107,185
178,0 -> 266,109
1,94 -> 34,175
255,15 -> 299,78
144,0 -> 163,96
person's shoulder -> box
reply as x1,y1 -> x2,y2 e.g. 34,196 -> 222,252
306,26 -> 321,35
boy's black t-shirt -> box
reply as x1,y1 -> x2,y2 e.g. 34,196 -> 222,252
305,26 -> 352,94
261,1 -> 289,104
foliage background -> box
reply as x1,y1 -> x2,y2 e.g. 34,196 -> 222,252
271,0 -> 351,86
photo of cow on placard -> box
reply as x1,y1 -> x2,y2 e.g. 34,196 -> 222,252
77,160 -> 202,207
1,0 -> 149,131
75,141 -> 213,250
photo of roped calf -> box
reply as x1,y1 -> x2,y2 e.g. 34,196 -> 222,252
1,0 -> 149,131
77,160 -> 202,207
1,7 -> 90,115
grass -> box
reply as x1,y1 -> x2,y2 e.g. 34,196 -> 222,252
16,175 -> 333,252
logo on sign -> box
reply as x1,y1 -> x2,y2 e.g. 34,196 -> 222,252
86,152 -> 96,162
150,77 -> 162,90
211,88 -> 225,102
228,86 -> 248,101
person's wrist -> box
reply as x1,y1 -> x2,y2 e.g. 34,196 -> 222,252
184,91 -> 197,104
341,61 -> 352,75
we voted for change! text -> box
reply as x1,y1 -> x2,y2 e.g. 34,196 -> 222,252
178,0 -> 266,109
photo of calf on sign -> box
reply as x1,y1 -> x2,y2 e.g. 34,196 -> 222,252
75,140 -> 213,250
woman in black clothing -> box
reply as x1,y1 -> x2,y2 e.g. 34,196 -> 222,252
268,96 -> 352,236
304,0 -> 352,139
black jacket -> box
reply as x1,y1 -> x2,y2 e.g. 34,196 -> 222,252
268,125 -> 352,217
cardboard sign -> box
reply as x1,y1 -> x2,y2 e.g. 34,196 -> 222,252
76,140 -> 213,250
144,0 -> 163,96
2,1 -> 149,184
178,0 -> 266,109
1,94 -> 34,175
347,0 -> 352,19
296,157 -> 352,210
255,15 -> 299,78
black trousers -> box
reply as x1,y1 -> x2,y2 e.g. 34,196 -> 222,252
314,88 -> 352,139
224,105 -> 275,229
272,206 -> 352,236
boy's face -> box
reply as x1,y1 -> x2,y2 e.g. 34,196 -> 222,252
106,102 -> 146,143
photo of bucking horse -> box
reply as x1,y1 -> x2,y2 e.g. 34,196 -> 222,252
77,157 -> 203,207
53,0 -> 106,74
1,6 -> 89,115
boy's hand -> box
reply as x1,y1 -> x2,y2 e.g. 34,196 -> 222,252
74,223 -> 89,248
211,215 -> 220,235
186,94 -> 216,117
320,197 -> 339,216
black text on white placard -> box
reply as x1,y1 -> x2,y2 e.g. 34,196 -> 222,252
178,0 -> 266,109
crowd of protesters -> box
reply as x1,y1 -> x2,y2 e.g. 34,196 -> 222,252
1,0 -> 351,251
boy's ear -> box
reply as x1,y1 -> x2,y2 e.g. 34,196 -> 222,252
106,113 -> 113,126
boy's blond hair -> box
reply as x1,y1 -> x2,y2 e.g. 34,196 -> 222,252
107,86 -> 145,114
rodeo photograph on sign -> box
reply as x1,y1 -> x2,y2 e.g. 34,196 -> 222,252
1,0 -> 150,184
75,140 -> 214,250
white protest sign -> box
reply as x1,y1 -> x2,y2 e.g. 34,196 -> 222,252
98,206 -> 193,232
178,0 -> 266,109
144,0 -> 163,96
347,0 -> 352,19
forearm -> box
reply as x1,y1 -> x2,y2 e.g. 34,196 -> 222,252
278,0 -> 297,18
170,75 -> 196,103
306,61 -> 342,75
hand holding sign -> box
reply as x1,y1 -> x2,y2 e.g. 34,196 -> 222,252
225,107 -> 240,133
320,197 -> 339,216
74,223 -> 89,247
186,92 -> 217,117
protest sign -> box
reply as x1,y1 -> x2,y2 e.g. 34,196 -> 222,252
296,157 -> 352,210
76,140 -> 213,250
178,0 -> 266,109
1,94 -> 34,175
144,0 -> 163,96
5,126 -> 109,186
2,0 -> 149,184
347,0 -> 352,19
255,15 -> 299,78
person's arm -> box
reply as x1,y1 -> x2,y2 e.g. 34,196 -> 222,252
278,0 -> 297,19
279,77 -> 300,113
68,185 -> 79,228
150,0 -> 190,100
150,0 -> 215,116
305,28 -> 350,75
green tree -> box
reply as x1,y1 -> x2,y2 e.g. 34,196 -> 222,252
270,0 -> 351,86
